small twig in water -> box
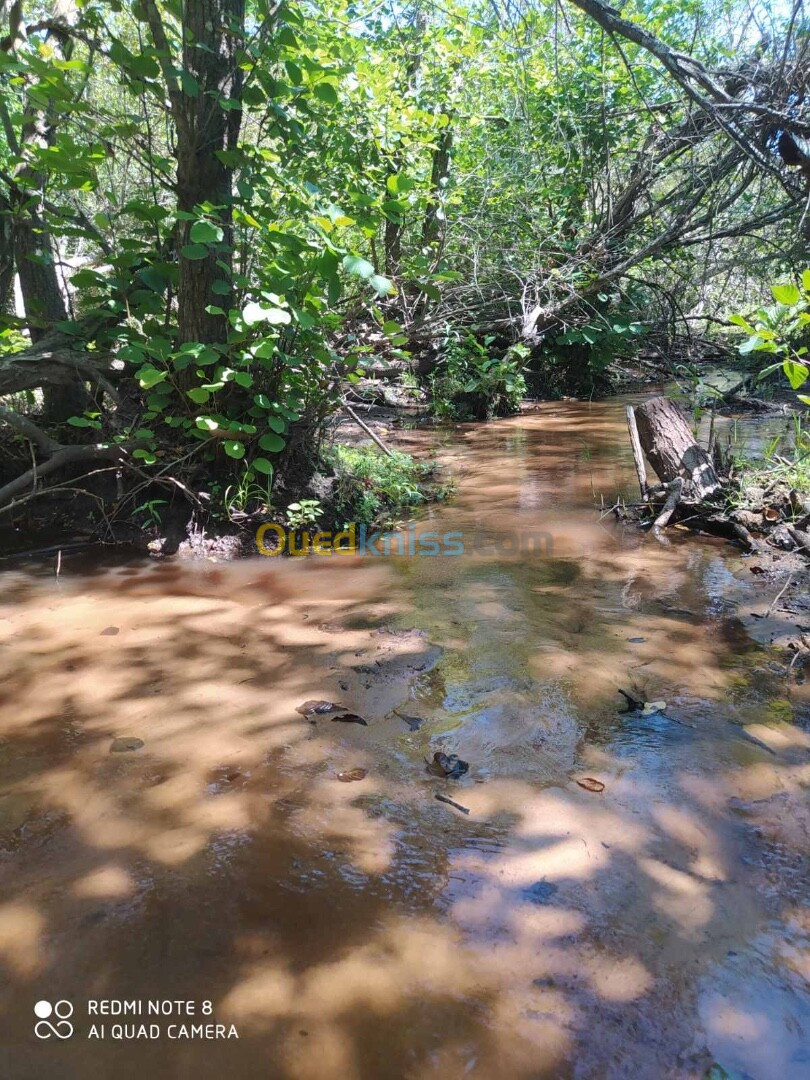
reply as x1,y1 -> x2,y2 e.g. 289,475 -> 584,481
435,792 -> 470,815
766,575 -> 793,619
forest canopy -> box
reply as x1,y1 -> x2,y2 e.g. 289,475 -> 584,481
0,0 -> 808,522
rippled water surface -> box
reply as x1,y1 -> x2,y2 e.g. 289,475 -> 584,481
0,398 -> 808,1079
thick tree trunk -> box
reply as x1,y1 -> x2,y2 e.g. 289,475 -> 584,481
634,396 -> 722,502
175,0 -> 244,348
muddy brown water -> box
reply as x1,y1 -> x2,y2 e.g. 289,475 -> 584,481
0,397 -> 808,1080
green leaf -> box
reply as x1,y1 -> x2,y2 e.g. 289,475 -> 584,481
259,432 -> 285,452
195,416 -> 219,432
386,173 -> 415,195
343,254 -> 375,280
803,270 -> 810,293
243,301 -> 292,326
783,359 -> 809,390
186,387 -> 211,404
180,69 -> 199,97
252,456 -> 274,475
266,415 -> 286,433
136,365 -> 168,389
369,274 -> 394,296
727,314 -> 755,333
181,243 -> 209,261
190,220 -> 223,244
314,81 -> 338,105
223,440 -> 245,459
234,371 -> 253,388
66,416 -> 95,427
771,283 -> 801,306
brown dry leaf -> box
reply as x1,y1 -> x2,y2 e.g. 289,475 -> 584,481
331,712 -> 368,726
576,777 -> 605,793
295,699 -> 345,716
763,507 -> 780,522
337,768 -> 367,783
100,626 -> 120,636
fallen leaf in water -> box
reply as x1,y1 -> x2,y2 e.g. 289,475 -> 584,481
295,700 -> 345,716
749,565 -> 766,575
100,626 -> 120,636
576,777 -> 605,793
627,637 -> 647,643
110,737 -> 144,753
641,700 -> 667,716
395,711 -> 425,731
331,713 -> 368,726
426,752 -> 469,779
337,768 -> 367,782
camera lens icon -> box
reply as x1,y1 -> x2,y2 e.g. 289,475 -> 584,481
34,1000 -> 74,1039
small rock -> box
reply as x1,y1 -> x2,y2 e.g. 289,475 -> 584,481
110,737 -> 144,753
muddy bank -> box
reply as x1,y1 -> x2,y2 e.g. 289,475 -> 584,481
0,397 -> 808,1080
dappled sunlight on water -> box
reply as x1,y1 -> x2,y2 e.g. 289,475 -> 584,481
0,398 -> 808,1078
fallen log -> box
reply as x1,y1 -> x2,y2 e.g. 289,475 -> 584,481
620,395 -> 760,547
633,396 -> 722,501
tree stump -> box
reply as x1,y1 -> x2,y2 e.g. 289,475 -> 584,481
634,396 -> 721,503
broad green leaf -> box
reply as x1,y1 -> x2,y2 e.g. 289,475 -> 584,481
243,301 -> 292,326
223,441 -> 245,459
771,283 -> 801,306
343,255 -> 375,279
803,269 -> 810,293
252,457 -> 274,475
727,314 -> 755,333
783,359 -> 809,390
187,387 -> 211,404
259,432 -> 285,452
314,81 -> 338,105
136,365 -> 168,389
190,220 -> 223,244
181,243 -> 209,261
369,274 -> 393,296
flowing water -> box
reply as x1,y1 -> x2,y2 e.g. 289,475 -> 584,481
0,397 -> 808,1079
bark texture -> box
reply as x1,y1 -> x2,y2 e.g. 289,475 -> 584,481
634,396 -> 722,502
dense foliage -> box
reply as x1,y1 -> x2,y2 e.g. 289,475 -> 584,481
0,0 -> 808,529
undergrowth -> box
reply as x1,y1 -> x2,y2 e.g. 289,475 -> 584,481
328,444 -> 452,528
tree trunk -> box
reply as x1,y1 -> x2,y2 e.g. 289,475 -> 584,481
6,0 -> 87,421
634,396 -> 722,502
174,0 -> 244,348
